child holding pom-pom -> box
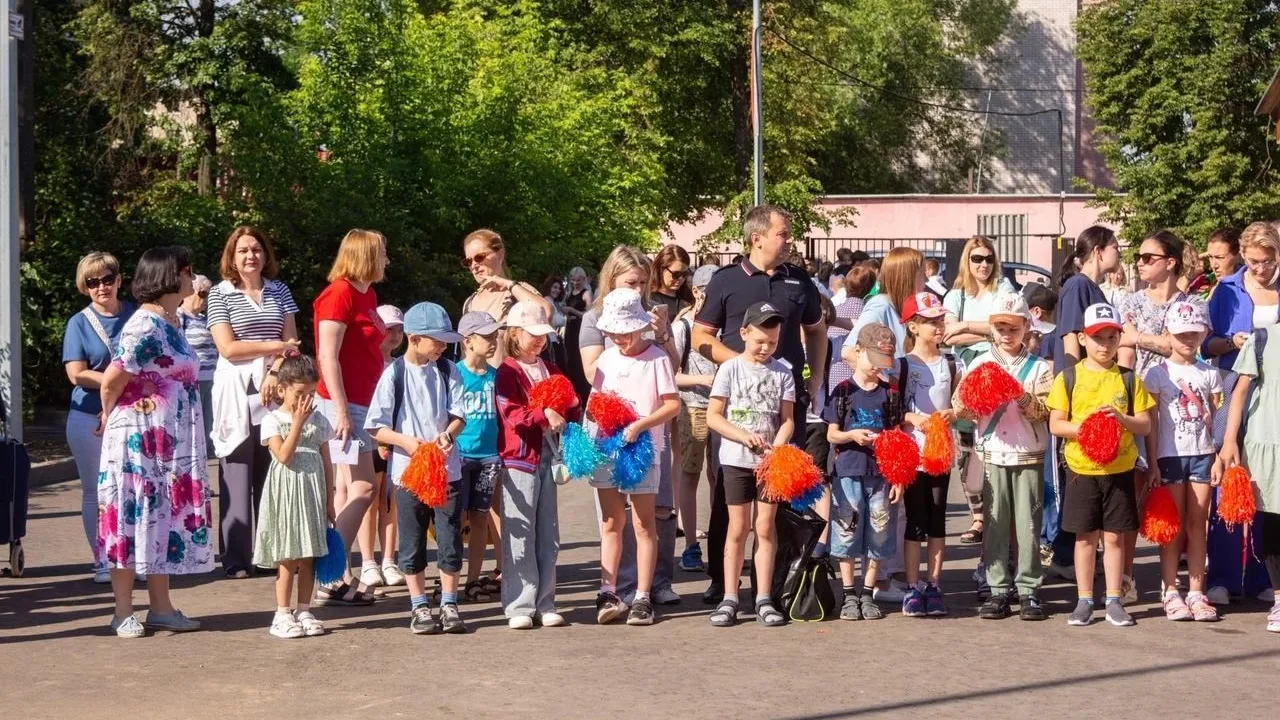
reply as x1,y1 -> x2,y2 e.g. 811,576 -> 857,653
896,292 -> 957,618
588,289 -> 680,627
1142,301 -> 1220,622
1046,303 -> 1155,628
494,301 -> 580,630
705,301 -> 796,628
364,302 -> 467,635
953,292 -> 1052,621
822,322 -> 903,622
254,355 -> 335,639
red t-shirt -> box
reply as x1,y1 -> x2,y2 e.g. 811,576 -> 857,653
314,279 -> 385,406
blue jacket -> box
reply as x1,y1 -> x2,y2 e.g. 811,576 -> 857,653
1205,267 -> 1252,368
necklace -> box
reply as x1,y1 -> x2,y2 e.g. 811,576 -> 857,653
142,303 -> 179,326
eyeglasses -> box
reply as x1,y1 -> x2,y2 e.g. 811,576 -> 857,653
461,251 -> 493,269
969,254 -> 994,265
1245,256 -> 1277,270
1136,252 -> 1172,265
84,273 -> 117,290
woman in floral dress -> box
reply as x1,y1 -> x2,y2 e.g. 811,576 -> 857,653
98,246 -> 213,638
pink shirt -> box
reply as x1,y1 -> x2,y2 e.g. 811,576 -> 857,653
591,343 -> 677,450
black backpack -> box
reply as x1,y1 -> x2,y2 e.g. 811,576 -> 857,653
832,354 -> 956,431
1060,362 -> 1134,417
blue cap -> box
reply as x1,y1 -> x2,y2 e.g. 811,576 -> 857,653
403,302 -> 462,342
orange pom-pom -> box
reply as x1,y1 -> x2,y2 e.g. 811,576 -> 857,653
921,412 -> 954,476
1077,411 -> 1122,465
957,362 -> 1024,416
1139,484 -> 1181,545
874,428 -> 919,487
528,375 -> 576,417
755,445 -> 824,504
400,443 -> 448,507
1219,465 -> 1257,527
586,391 -> 638,436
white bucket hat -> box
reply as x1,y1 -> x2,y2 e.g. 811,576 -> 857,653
597,288 -> 651,335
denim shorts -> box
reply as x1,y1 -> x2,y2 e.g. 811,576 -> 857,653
1157,454 -> 1214,485
314,397 -> 375,453
461,456 -> 502,512
395,483 -> 465,575
830,473 -> 898,560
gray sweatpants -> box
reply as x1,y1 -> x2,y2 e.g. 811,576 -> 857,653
596,440 -> 676,603
501,440 -> 560,619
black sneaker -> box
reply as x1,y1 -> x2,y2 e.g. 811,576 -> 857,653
596,591 -> 626,624
701,580 -> 724,605
1019,594 -> 1047,621
440,602 -> 467,634
626,598 -> 655,626
409,605 -> 440,635
978,594 -> 1011,620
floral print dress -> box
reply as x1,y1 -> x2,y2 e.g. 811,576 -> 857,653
98,309 -> 214,575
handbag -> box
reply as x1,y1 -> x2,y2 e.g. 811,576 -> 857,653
783,556 -> 838,622
548,435 -> 571,486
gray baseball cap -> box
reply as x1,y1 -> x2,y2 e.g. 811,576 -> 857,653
692,265 -> 718,288
457,311 -> 503,337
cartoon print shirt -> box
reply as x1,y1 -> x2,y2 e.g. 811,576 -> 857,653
822,378 -> 891,479
1142,359 -> 1222,459
710,355 -> 796,470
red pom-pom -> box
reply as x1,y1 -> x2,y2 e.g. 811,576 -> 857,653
957,362 -> 1024,416
586,391 -> 638,436
921,412 -> 954,476
755,445 -> 824,503
1219,465 -> 1257,527
874,428 -> 919,487
1139,484 -> 1181,545
1077,411 -> 1122,465
528,374 -> 576,417
401,443 -> 448,507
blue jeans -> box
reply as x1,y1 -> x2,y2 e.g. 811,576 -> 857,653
831,473 -> 897,560
1040,442 -> 1059,547
1049,440 -> 1074,567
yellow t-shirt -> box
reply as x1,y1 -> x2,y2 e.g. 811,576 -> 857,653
1045,363 -> 1156,475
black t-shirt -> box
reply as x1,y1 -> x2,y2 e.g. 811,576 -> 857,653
652,290 -> 689,325
821,378 -> 891,478
694,259 -> 822,389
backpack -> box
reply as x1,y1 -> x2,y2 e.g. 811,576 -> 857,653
1061,362 -> 1134,418
390,356 -> 453,432
832,354 -> 956,431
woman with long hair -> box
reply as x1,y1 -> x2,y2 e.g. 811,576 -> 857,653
1119,230 -> 1188,379
847,246 -> 925,357
564,266 -> 594,400
461,229 -> 552,366
312,229 -> 388,607
650,244 -> 694,324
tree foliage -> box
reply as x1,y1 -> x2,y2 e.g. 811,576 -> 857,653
1076,0 -> 1280,244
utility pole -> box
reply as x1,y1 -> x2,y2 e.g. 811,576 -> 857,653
750,0 -> 764,206
1,0 -> 22,439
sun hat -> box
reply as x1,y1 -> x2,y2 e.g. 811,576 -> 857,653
597,288 -> 652,335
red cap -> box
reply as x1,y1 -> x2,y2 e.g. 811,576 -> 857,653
900,292 -> 947,324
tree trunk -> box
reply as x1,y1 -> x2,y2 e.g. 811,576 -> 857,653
728,0 -> 751,193
195,0 -> 217,196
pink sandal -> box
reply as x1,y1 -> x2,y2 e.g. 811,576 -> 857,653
1162,591 -> 1193,621
1187,594 -> 1219,622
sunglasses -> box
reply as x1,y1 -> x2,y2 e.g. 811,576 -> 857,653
84,273 -> 117,290
461,251 -> 493,269
1136,252 -> 1172,265
665,267 -> 690,279
969,254 -> 995,265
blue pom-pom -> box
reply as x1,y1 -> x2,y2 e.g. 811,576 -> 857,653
596,431 -> 626,460
612,431 -> 655,491
315,527 -> 348,584
791,482 -> 826,511
563,422 -> 604,479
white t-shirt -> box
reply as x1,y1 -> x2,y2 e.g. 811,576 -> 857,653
901,354 -> 953,448
591,343 -> 678,451
711,356 -> 796,469
1143,359 -> 1222,459
942,277 -> 1015,356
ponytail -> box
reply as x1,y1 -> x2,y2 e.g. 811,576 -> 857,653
1059,225 -> 1117,287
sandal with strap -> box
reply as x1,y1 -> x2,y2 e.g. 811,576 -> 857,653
479,572 -> 502,594
314,581 -> 376,607
464,579 -> 492,603
709,599 -> 738,627
959,522 -> 984,545
756,599 -> 787,627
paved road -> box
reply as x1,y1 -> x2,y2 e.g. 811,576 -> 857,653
2,477 -> 1277,719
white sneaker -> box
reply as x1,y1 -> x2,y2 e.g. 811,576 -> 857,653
1258,588 -> 1276,603
540,612 -> 566,627
508,615 -> 535,630
110,615 -> 145,639
653,586 -> 681,605
360,564 -> 385,588
93,567 -> 111,584
1121,575 -> 1137,605
269,611 -> 305,639
1206,585 -> 1231,606
381,563 -> 406,587
873,583 -> 906,604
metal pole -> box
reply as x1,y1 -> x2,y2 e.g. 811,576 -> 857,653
2,0 -> 22,440
751,0 -> 764,206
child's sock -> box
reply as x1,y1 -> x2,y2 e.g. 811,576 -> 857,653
757,593 -> 771,605
635,590 -> 651,602
1078,593 -> 1095,605
862,585 -> 876,597
601,583 -> 616,595
441,591 -> 458,606
410,594 -> 429,610
296,604 -> 311,614
1105,593 -> 1120,605
845,584 -> 860,599
276,606 -> 293,615
724,592 -> 740,605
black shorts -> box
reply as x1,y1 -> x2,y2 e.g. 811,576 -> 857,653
1061,469 -> 1138,534
723,464 -> 768,506
373,447 -> 388,474
904,471 -> 949,541
805,421 -> 831,483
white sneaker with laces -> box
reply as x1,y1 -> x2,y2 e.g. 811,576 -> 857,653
540,612 -> 566,627
111,615 -> 145,639
381,563 -> 406,587
1206,585 -> 1231,606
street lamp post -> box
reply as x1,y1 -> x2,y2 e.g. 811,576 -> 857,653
751,0 -> 764,206
2,0 -> 22,439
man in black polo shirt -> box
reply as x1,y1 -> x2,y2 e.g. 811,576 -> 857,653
692,204 -> 827,603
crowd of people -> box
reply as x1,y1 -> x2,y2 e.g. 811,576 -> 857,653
58,206 -> 1280,638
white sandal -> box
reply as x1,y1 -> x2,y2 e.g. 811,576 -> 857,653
269,611 -> 305,639
296,611 -> 326,637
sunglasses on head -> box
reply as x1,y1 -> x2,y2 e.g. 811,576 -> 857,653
85,273 -> 117,290
969,254 -> 995,265
461,251 -> 493,269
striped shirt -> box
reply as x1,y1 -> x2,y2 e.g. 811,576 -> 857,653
178,309 -> 218,381
206,279 -> 299,343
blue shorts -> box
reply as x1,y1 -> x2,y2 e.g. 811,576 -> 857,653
830,473 -> 898,560
315,397 -> 375,453
1157,454 -> 1213,485
460,456 -> 501,512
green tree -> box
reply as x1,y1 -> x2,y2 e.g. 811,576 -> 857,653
1077,0 -> 1280,243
